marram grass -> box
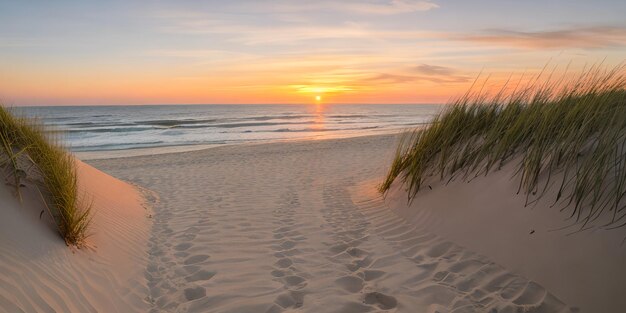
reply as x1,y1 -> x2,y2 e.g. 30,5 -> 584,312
380,65 -> 626,230
0,105 -> 91,246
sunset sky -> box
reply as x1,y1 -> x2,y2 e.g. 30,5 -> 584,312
1,0 -> 626,106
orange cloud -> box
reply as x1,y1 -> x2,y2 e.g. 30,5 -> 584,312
457,26 -> 626,49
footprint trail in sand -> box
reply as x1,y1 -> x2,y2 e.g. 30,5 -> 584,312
92,135 -> 575,313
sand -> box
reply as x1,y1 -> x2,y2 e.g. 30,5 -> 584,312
4,133 -> 623,312
83,134 -> 583,313
385,157 -> 626,312
0,160 -> 151,312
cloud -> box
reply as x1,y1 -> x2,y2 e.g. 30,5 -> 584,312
147,2 -> 441,46
364,64 -> 470,84
154,15 -> 440,45
144,49 -> 241,58
364,73 -> 418,83
239,0 -> 439,15
458,26 -> 626,49
413,64 -> 455,76
319,0 -> 439,14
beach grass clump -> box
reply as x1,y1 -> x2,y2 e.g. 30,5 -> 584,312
0,105 -> 91,246
380,64 -> 626,230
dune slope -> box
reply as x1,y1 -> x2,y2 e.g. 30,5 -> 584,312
0,160 -> 151,312
384,160 -> 626,312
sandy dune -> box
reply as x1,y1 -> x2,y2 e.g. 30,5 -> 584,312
0,160 -> 151,312
385,157 -> 626,312
89,134 -> 578,313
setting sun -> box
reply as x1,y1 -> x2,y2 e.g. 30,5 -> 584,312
315,95 -> 322,102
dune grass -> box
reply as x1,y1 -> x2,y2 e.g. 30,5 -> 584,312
380,64 -> 626,230
0,105 -> 90,246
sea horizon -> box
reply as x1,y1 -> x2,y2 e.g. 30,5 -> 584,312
16,103 -> 444,154
14,102 -> 445,108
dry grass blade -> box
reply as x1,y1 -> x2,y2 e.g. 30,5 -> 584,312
0,105 -> 91,246
380,64 -> 626,230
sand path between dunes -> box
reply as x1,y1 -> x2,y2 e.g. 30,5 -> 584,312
90,134 -> 574,313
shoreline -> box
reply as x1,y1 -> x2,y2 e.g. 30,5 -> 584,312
75,127 -> 413,160
22,103 -> 441,161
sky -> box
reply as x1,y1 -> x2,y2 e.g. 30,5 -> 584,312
1,0 -> 625,106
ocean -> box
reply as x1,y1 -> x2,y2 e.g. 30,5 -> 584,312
15,104 -> 443,156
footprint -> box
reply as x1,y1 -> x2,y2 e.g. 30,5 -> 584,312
362,270 -> 386,281
149,247 -> 165,257
346,247 -> 368,258
280,241 -> 297,250
275,258 -> 293,268
174,242 -> 193,251
363,292 -> 397,310
346,256 -> 373,272
271,270 -> 286,277
174,252 -> 189,258
184,254 -> 210,265
185,270 -> 216,282
184,286 -> 206,301
335,275 -> 364,293
433,271 -> 450,282
146,263 -> 159,273
283,275 -> 306,287
274,290 -> 305,309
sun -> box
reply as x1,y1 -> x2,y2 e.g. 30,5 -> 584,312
315,95 -> 322,102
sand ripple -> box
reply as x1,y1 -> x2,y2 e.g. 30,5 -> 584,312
92,135 -> 575,313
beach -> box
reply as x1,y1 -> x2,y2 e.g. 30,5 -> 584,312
3,131 -> 626,312
4,1 -> 626,312
78,133 -> 587,313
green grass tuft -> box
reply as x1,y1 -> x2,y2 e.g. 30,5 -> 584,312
0,105 -> 91,246
380,64 -> 626,230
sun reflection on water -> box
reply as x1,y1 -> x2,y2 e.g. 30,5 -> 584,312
311,102 -> 325,132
